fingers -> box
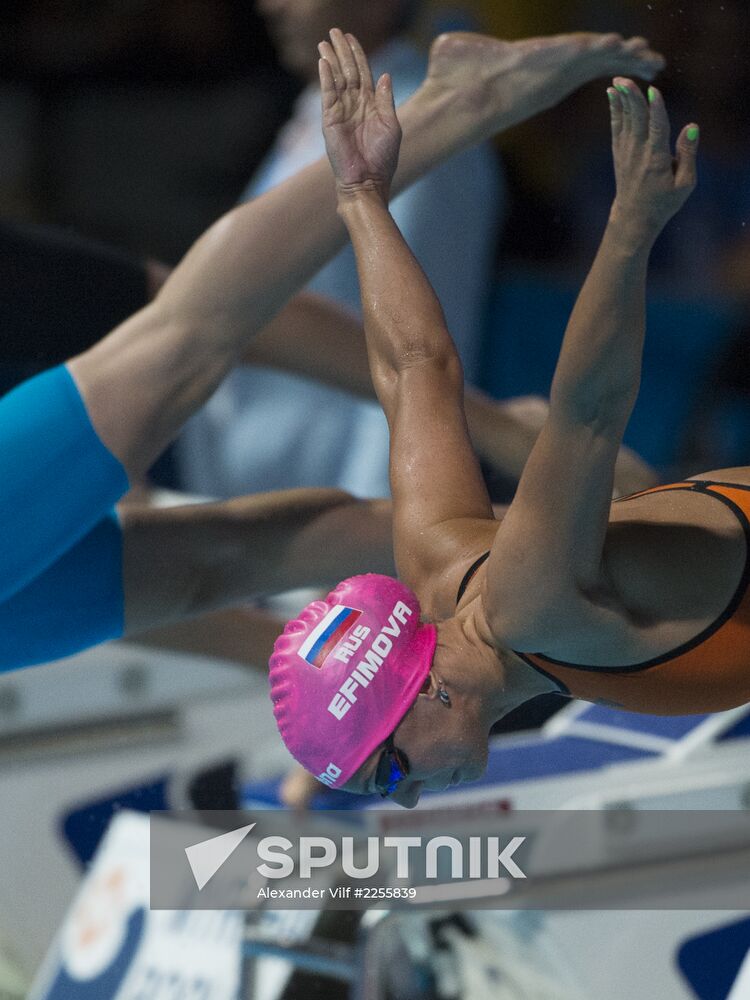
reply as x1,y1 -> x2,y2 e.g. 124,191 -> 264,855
645,84 -> 671,158
611,71 -> 697,189
318,57 -> 337,111
318,39 -> 344,91
319,30 -> 374,97
675,123 -> 699,189
375,73 -> 397,120
613,77 -> 648,140
329,27 -> 359,90
610,77 -> 672,160
347,32 -> 374,92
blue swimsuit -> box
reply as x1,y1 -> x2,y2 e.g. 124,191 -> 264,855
0,365 -> 129,671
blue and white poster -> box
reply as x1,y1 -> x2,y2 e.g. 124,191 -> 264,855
29,811 -> 243,1000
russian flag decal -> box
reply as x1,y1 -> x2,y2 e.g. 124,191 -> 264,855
298,605 -> 362,668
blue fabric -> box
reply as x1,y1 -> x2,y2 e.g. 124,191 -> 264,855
0,365 -> 129,603
0,512 -> 124,672
0,365 -> 128,670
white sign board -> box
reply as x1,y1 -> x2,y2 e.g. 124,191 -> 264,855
29,811 -> 243,1000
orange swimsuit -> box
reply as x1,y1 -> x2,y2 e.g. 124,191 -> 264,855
516,480 -> 750,716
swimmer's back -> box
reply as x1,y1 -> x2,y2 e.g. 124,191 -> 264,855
519,471 -> 750,714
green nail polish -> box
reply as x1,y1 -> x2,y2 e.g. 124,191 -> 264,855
687,126 -> 699,141
607,89 -> 617,101
616,84 -> 629,95
648,86 -> 656,103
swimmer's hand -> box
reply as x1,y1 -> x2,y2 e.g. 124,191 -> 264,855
319,29 -> 402,201
608,79 -> 698,244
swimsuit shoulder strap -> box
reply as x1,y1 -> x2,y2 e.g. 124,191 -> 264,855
456,550 -> 491,606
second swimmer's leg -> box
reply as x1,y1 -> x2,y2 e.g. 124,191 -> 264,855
119,491 -> 395,635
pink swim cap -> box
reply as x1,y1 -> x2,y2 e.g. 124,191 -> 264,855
269,574 -> 437,790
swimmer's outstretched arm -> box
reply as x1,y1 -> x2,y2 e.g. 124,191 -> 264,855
484,82 -> 698,655
321,34 -> 498,599
66,31 -> 664,483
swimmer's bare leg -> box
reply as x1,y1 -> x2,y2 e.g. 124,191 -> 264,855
68,31 -> 663,482
118,489 -> 393,634
131,607 -> 288,671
